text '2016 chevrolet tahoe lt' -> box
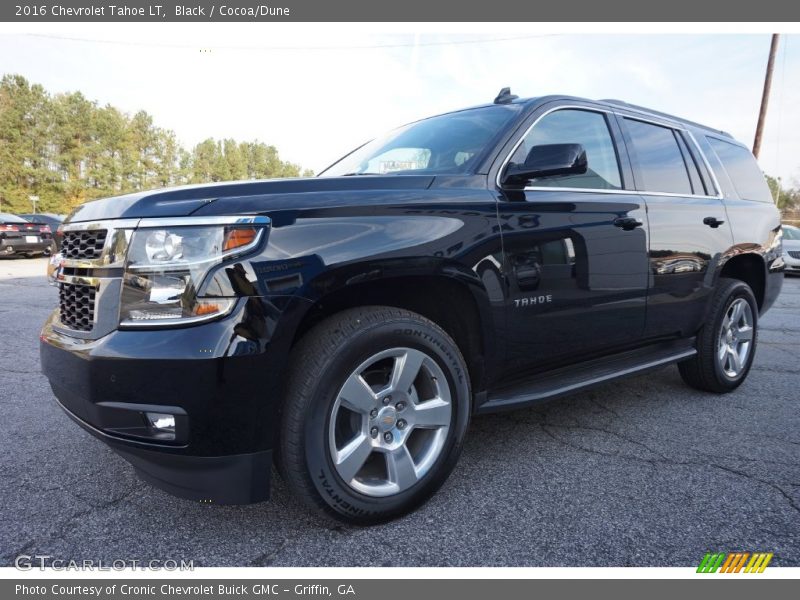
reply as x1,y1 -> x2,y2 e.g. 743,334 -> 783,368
41,91 -> 784,524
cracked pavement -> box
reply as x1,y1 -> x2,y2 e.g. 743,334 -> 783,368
1,258 -> 798,567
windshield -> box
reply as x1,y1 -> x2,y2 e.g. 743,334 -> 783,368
783,226 -> 800,241
320,105 -> 522,177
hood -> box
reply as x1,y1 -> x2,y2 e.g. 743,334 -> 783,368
65,175 -> 436,223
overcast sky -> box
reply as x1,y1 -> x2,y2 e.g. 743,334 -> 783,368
1,25 -> 797,183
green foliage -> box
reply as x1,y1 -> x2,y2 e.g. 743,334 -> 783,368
0,74 -> 310,214
765,174 -> 800,213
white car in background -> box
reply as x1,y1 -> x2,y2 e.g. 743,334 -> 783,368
783,225 -> 800,275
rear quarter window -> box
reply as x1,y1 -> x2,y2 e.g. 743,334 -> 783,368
706,137 -> 772,203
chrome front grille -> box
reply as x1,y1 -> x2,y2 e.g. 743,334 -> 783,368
58,282 -> 97,332
54,219 -> 137,339
61,229 -> 108,260
788,251 -> 800,260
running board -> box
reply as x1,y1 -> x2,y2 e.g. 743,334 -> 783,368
478,339 -> 696,414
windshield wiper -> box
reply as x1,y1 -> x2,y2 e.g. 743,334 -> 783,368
341,172 -> 383,176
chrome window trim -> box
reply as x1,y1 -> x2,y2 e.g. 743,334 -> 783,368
515,187 -> 719,200
620,114 -> 722,199
684,130 -> 724,198
496,104 -> 724,200
495,104 -> 623,193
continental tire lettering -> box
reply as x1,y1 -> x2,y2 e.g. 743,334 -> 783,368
392,328 -> 464,384
317,470 -> 375,516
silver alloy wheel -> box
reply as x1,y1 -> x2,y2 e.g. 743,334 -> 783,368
328,347 -> 452,497
717,298 -> 754,379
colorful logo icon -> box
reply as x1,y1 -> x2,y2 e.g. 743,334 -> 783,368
697,552 -> 773,573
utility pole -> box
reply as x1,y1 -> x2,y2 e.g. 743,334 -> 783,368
753,34 -> 780,159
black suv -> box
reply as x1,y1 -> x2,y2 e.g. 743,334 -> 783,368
40,92 -> 784,524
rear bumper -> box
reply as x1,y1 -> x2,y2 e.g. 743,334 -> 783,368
39,295 -> 309,504
1,237 -> 52,254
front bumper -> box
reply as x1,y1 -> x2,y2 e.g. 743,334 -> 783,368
40,295 -> 305,504
57,397 -> 271,504
783,253 -> 800,274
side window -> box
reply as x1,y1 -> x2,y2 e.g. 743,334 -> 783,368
510,109 -> 622,190
706,137 -> 772,203
674,132 -> 707,195
623,118 -> 693,195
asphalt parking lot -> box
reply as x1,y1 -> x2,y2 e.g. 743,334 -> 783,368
0,257 -> 798,567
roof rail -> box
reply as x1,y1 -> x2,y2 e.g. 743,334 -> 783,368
599,99 -> 732,138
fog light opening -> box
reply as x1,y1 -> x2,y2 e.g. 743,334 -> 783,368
144,412 -> 176,438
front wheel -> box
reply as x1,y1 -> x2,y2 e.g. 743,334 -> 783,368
678,278 -> 759,393
278,306 -> 470,524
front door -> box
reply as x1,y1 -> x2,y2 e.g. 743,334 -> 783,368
496,106 -> 649,378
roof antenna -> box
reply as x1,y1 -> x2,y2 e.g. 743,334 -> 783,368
494,87 -> 518,105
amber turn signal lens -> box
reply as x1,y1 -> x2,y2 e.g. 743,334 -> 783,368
223,227 -> 258,251
194,302 -> 226,316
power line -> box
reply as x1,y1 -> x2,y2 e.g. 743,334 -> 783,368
14,32 -> 562,51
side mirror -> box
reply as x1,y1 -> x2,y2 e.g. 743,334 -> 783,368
503,143 -> 588,186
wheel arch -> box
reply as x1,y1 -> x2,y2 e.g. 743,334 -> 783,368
718,251 -> 767,311
290,263 -> 497,397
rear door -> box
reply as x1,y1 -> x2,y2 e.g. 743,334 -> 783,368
616,114 -> 733,339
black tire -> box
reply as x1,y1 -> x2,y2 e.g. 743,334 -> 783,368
278,306 -> 471,524
678,278 -> 759,393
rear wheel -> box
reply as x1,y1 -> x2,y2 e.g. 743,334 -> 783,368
278,306 -> 470,524
679,278 -> 759,393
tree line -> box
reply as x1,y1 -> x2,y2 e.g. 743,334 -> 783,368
766,175 -> 800,214
1,73 -> 797,217
0,74 -> 312,215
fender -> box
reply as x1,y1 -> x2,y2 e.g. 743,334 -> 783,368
199,200 -> 506,395
290,257 -> 501,396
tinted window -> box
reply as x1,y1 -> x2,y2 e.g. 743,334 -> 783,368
624,119 -> 692,195
675,133 -> 707,195
706,137 -> 772,203
510,109 -> 622,190
321,105 -> 521,177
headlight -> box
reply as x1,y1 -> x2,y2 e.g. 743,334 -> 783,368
119,217 -> 267,327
